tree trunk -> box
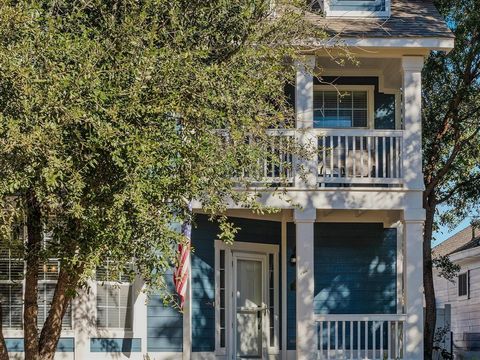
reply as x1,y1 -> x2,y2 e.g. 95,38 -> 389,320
24,189 -> 42,360
0,303 -> 9,360
423,199 -> 437,359
38,267 -> 76,360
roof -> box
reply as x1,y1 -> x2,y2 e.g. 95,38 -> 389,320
433,226 -> 480,258
304,0 -> 454,39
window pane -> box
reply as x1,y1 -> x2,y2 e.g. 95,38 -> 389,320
313,91 -> 323,109
119,286 -> 131,307
324,92 -> 337,108
353,91 -> 367,108
120,307 -> 132,329
108,286 -> 120,307
339,92 -> 352,108
97,285 -> 107,306
353,109 -> 368,127
107,309 -> 120,328
96,308 -> 107,327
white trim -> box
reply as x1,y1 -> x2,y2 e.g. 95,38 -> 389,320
448,245 -> 480,262
341,37 -> 455,52
183,257 -> 192,360
395,221 -> 404,314
313,84 -> 375,129
281,213 -> 287,360
323,0 -> 391,18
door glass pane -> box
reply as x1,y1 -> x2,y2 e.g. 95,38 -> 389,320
236,259 -> 262,358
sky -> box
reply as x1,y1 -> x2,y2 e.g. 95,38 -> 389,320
432,217 -> 471,247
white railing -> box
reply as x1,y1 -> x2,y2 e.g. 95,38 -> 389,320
237,128 -> 404,188
315,314 -> 406,360
317,129 -> 403,186
240,129 -> 295,186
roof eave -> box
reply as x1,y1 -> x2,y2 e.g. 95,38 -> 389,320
342,36 -> 455,53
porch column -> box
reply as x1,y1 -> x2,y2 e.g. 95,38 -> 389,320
294,207 -> 317,360
295,55 -> 317,189
401,56 -> 424,190
404,210 -> 425,360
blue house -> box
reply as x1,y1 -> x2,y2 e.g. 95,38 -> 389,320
0,0 -> 454,359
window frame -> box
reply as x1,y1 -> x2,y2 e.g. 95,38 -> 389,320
458,271 -> 469,299
323,0 -> 391,18
0,230 -> 73,331
313,85 -> 375,129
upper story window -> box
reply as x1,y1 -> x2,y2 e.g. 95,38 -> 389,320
96,261 -> 133,330
313,86 -> 373,128
321,0 -> 390,18
458,272 -> 469,298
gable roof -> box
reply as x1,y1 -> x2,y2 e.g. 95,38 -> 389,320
433,226 -> 480,258
304,0 -> 454,39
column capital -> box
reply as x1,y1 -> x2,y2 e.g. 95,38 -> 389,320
403,208 -> 426,222
294,207 -> 316,223
401,56 -> 424,72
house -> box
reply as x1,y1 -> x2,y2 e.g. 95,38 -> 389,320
0,0 -> 454,359
434,226 -> 480,359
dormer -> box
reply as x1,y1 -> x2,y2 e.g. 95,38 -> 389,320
320,0 -> 391,18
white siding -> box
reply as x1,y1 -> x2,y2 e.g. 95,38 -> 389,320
434,260 -> 480,356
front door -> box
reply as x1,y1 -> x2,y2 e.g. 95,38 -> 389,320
233,252 -> 267,359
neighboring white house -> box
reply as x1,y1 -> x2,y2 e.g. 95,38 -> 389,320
434,226 -> 480,359
0,0 -> 455,359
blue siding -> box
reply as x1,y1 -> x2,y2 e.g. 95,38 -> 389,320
191,215 -> 282,352
90,338 -> 141,352
314,223 -> 397,314
147,272 -> 183,352
6,338 -> 74,352
314,76 -> 396,130
329,0 -> 386,12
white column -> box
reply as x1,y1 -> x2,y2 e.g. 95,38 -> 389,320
295,55 -> 317,189
401,56 -> 424,190
294,207 -> 316,360
404,209 -> 425,360
133,277 -> 149,356
73,280 -> 95,359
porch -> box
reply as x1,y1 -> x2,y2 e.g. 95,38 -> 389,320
181,209 -> 423,360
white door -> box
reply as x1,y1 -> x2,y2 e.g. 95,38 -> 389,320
233,252 -> 267,359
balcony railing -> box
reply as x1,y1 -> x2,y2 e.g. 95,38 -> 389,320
315,314 -> 406,360
248,129 -> 404,188
317,129 -> 403,186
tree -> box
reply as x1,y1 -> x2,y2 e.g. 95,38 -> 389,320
422,0 -> 480,356
0,1 -> 330,359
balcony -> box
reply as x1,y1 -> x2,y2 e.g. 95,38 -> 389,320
249,128 -> 404,188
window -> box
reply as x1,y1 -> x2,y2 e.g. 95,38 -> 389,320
96,261 -> 133,329
458,272 -> 469,297
0,229 -> 72,329
313,88 -> 370,128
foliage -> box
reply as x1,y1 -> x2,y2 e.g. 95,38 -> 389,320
0,0 -> 333,358
432,255 -> 460,282
422,0 -> 480,356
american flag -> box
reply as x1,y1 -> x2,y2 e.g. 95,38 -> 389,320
174,212 -> 191,309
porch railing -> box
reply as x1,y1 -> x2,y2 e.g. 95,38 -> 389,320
315,314 -> 406,360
